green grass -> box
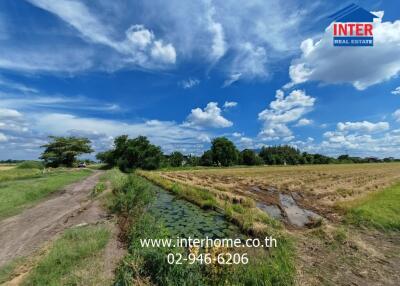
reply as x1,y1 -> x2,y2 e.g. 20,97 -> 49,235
344,183 -> 400,231
22,225 -> 110,286
0,169 -> 91,219
0,168 -> 43,183
16,161 -> 44,170
0,257 -> 25,284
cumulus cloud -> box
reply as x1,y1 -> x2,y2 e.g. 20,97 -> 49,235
316,120 -> 399,157
185,102 -> 233,128
258,89 -> 315,140
223,101 -> 237,109
179,78 -> 200,89
392,87 -> 400,95
287,12 -> 400,90
337,121 -> 389,133
295,118 -> 312,126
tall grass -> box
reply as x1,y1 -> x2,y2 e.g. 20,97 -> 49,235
22,226 -> 110,285
0,168 -> 43,183
344,183 -> 400,231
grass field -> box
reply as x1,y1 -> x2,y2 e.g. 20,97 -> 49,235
22,225 -> 110,285
0,168 -> 92,219
0,164 -> 16,171
343,183 -> 400,230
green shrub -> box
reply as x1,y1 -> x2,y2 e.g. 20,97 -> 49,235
16,161 -> 44,170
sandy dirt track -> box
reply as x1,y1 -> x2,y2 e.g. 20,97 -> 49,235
0,171 -> 104,268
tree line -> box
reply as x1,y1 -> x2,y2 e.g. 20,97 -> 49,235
37,135 -> 400,170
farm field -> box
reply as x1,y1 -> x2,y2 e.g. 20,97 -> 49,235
154,163 -> 400,222
140,163 -> 400,285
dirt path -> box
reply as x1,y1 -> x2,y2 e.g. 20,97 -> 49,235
0,171 -> 104,268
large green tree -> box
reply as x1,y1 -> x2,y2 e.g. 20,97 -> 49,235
169,151 -> 184,167
96,135 -> 163,171
211,137 -> 238,166
240,149 -> 263,166
200,150 -> 213,166
40,136 -> 93,167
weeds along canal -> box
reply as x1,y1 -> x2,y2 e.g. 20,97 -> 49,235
147,182 -> 242,239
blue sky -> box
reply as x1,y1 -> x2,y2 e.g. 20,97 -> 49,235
1,0 -> 400,159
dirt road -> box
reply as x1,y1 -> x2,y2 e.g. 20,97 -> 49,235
0,171 -> 105,268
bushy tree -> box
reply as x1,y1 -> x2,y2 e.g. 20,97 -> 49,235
259,145 -> 302,165
200,150 -> 213,166
96,135 -> 163,171
96,150 -> 115,166
40,136 -> 93,167
211,137 -> 238,166
186,154 -> 200,166
169,151 -> 184,167
240,149 -> 263,165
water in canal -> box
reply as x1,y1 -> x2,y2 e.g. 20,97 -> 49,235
148,183 -> 240,239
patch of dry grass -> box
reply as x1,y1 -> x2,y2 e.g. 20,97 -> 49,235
156,163 -> 400,208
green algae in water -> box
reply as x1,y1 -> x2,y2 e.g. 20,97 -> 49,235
148,184 -> 240,239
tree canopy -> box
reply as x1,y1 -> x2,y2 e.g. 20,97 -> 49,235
211,137 -> 238,166
168,151 -> 184,167
96,135 -> 163,171
240,149 -> 263,166
40,136 -> 93,167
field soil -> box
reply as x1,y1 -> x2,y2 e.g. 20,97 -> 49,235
0,171 -> 106,268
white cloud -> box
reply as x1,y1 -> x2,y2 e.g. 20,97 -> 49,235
185,102 -> 233,128
232,132 -> 243,137
179,78 -> 200,89
227,43 -> 268,82
125,25 -> 154,50
258,89 -> 315,140
223,101 -> 237,109
287,12 -> 400,90
315,120 -> 400,157
392,87 -> 400,95
223,73 -> 242,87
0,108 -> 23,119
337,121 -> 389,133
150,40 -> 177,64
393,109 -> 400,122
295,118 -> 312,126
0,77 -> 38,93
205,1 -> 226,61
0,112 -> 213,159
2,0 -> 324,77
0,132 -> 7,142
20,0 -> 176,71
